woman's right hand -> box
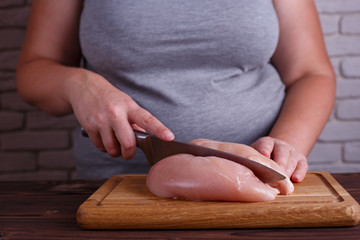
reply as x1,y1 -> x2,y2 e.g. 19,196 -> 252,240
16,0 -> 174,160
67,70 -> 174,160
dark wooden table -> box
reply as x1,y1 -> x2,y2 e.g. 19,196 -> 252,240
1,173 -> 359,240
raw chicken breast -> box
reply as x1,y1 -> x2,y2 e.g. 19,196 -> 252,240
146,154 -> 280,202
189,139 -> 294,195
146,139 -> 295,202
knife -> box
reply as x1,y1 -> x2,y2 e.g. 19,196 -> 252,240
81,128 -> 286,183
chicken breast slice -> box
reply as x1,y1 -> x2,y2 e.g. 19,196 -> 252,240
146,153 -> 280,202
189,139 -> 294,195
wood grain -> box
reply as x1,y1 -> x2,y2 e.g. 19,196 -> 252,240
76,171 -> 360,229
1,173 -> 360,239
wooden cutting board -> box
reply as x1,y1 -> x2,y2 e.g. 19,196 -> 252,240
76,171 -> 360,229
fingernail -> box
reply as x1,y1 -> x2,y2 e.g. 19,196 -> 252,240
292,174 -> 301,182
163,130 -> 174,141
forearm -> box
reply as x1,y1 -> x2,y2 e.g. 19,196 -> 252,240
16,58 -> 87,116
269,73 -> 336,156
15,0 -> 85,116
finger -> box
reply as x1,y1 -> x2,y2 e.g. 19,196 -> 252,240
291,158 -> 308,182
130,108 -> 174,141
113,121 -> 137,160
272,144 -> 290,174
87,129 -> 106,152
250,137 -> 274,158
99,127 -> 121,157
189,139 -> 209,146
284,151 -> 299,178
131,123 -> 145,132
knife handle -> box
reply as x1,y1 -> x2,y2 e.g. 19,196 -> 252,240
80,128 -> 89,137
80,127 -> 150,150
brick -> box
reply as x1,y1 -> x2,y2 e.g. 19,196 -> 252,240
307,142 -> 342,163
337,99 -> 360,120
341,14 -> 360,34
0,152 -> 36,171
0,71 -> 15,80
27,112 -> 78,129
0,71 -> 16,91
319,14 -> 339,35
319,121 -> 360,141
324,35 -> 360,56
0,79 -> 16,91
0,111 -> 24,131
344,142 -> 360,162
0,29 -> 26,49
336,79 -> 360,98
315,0 -> 360,13
309,163 -> 360,173
1,92 -> 35,111
0,170 -> 68,181
38,150 -> 74,169
341,57 -> 360,78
0,50 -> 20,70
1,130 -> 70,150
0,0 -> 24,8
0,7 -> 30,27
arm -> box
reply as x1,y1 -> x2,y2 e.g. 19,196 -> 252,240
16,0 -> 83,115
251,0 -> 336,182
16,0 -> 174,160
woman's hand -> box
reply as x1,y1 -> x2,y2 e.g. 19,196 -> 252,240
16,0 -> 174,160
256,0 -> 336,183
251,137 -> 308,182
68,70 -> 174,160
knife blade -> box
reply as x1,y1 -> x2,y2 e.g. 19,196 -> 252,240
81,128 -> 287,183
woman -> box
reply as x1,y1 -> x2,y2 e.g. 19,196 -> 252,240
16,0 -> 336,181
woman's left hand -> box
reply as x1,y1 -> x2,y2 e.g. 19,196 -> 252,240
251,137 -> 308,182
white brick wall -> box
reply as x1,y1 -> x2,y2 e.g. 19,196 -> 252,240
308,0 -> 360,173
0,0 -> 359,181
341,15 -> 360,34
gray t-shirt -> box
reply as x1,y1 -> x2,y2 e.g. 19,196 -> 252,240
74,0 -> 285,179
